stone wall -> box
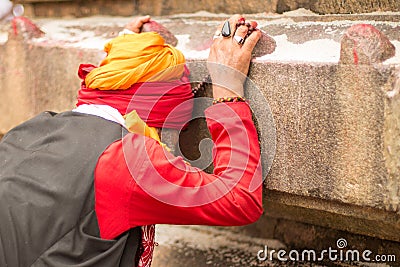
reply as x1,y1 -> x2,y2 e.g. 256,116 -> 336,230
1,12 -> 400,265
135,0 -> 400,15
276,0 -> 400,14
14,0 -> 400,17
15,0 -> 136,17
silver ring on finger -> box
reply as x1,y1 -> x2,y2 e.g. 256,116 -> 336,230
233,35 -> 245,45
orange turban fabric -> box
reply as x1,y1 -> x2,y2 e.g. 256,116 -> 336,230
85,32 -> 186,90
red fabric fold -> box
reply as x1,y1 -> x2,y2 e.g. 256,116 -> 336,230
76,64 -> 193,129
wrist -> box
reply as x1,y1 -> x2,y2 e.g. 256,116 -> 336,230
213,96 -> 247,105
212,85 -> 244,99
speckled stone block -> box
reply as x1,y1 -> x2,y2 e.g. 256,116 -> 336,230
1,14 -> 400,248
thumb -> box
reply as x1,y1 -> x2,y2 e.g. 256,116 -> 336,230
139,15 -> 151,24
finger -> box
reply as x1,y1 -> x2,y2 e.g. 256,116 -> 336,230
216,14 -> 244,38
242,29 -> 261,51
249,21 -> 258,29
232,25 -> 248,45
216,14 -> 242,30
234,24 -> 248,37
133,15 -> 151,30
227,14 -> 243,36
125,15 -> 151,33
139,15 -> 151,24
245,20 -> 258,35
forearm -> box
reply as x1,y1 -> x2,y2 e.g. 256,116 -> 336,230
129,102 -> 263,226
95,102 -> 263,239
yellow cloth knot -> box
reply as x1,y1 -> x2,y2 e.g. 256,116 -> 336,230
124,110 -> 170,151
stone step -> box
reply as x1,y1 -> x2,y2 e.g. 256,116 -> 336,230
152,224 -> 324,267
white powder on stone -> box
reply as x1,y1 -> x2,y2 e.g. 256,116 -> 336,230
69,36 -> 109,49
175,34 -> 210,59
384,40 -> 400,65
5,12 -> 399,65
282,8 -> 319,16
256,34 -> 400,64
171,10 -> 229,18
0,32 -> 7,44
31,19 -> 109,49
258,17 -> 400,30
0,0 -> 12,20
256,34 -> 341,63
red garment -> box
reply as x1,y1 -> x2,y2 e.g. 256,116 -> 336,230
76,64 -> 193,129
94,102 -> 263,240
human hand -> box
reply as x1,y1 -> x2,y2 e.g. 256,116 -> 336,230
207,15 -> 261,99
124,15 -> 151,33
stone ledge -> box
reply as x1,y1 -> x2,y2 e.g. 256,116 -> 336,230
153,224 -> 400,266
264,190 -> 400,242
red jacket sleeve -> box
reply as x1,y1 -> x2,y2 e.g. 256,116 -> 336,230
94,102 -> 263,240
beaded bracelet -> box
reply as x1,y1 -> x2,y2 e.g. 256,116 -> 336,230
212,96 -> 247,105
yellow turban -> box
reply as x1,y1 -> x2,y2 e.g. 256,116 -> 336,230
85,32 -> 186,90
